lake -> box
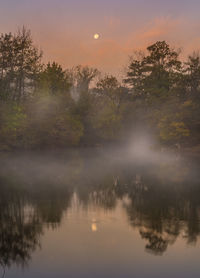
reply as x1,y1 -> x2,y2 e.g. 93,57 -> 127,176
0,146 -> 200,278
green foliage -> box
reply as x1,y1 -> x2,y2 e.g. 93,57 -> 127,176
124,41 -> 200,148
0,30 -> 200,150
124,41 -> 182,102
0,103 -> 27,149
96,75 -> 128,107
23,96 -> 83,148
158,117 -> 190,144
92,101 -> 122,140
38,62 -> 71,96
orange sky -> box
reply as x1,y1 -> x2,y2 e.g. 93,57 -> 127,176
1,0 -> 200,76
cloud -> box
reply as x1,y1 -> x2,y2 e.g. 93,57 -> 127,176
34,15 -> 200,76
139,16 -> 182,40
123,16 -> 184,53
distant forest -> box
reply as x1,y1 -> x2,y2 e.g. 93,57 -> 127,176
0,27 -> 200,151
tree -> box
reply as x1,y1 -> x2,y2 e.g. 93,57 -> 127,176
0,27 -> 42,101
73,65 -> 99,94
89,75 -> 129,142
124,41 -> 182,102
124,51 -> 146,98
14,27 -> 42,99
0,33 -> 16,100
38,62 -> 71,96
184,53 -> 200,99
96,75 -> 128,109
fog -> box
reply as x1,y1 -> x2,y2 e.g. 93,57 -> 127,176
0,134 -> 198,191
1,136 -> 200,274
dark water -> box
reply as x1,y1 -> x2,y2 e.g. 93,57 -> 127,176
0,147 -> 200,278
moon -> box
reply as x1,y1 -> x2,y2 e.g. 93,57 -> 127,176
94,33 -> 100,40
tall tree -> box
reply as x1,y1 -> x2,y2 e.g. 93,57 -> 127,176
0,27 -> 42,101
124,41 -> 182,102
0,33 -> 15,100
38,62 -> 71,96
14,27 -> 42,100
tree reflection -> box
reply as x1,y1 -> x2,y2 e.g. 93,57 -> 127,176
0,188 -> 42,270
68,157 -> 200,255
140,230 -> 168,255
33,185 -> 72,229
1,151 -> 200,264
76,178 -> 117,210
0,180 -> 72,270
121,171 -> 200,255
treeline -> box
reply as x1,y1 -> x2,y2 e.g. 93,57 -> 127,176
0,27 -> 200,150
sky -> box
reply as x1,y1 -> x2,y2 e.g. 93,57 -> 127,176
1,0 -> 200,76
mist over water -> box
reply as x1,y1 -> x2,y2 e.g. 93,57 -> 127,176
0,135 -> 198,191
0,142 -> 200,278
0,137 -> 181,184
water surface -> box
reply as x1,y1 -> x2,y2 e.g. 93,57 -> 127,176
0,147 -> 200,278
